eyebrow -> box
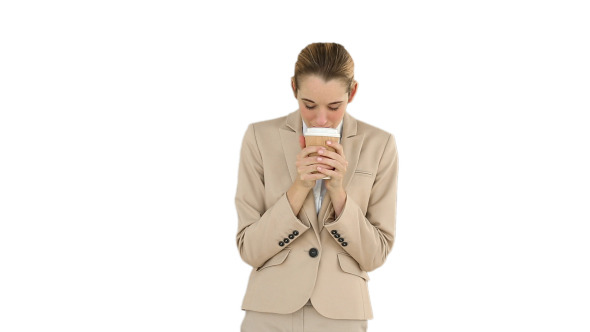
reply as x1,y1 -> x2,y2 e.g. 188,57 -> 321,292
302,98 -> 344,105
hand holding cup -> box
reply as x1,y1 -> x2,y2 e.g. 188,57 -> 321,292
303,128 -> 340,179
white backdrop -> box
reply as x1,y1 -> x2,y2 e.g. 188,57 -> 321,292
1,1 -> 589,331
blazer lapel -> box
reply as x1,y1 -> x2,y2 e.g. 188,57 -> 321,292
340,112 -> 363,191
279,111 -> 301,184
279,110 -> 321,240
318,112 -> 364,225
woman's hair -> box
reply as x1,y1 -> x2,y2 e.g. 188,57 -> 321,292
293,42 -> 355,94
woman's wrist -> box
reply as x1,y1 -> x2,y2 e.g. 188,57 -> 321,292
329,188 -> 347,217
287,180 -> 313,215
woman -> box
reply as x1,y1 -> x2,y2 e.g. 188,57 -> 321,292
236,42 -> 399,332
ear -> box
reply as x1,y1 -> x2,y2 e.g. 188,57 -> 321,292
348,81 -> 358,103
291,77 -> 298,98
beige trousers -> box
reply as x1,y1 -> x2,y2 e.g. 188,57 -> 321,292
241,301 -> 367,332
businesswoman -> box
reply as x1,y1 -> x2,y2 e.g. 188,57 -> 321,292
236,42 -> 399,332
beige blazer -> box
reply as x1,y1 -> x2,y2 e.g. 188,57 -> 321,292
235,110 -> 398,320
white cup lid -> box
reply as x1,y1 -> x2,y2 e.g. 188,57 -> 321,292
304,128 -> 340,137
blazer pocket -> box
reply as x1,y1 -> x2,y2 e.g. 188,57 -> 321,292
354,169 -> 374,177
257,248 -> 291,271
337,253 -> 370,280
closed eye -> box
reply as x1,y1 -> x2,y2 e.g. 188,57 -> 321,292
305,105 -> 339,111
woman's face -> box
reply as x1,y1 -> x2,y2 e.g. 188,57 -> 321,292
293,75 -> 357,128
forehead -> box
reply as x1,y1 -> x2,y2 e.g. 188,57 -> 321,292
298,75 -> 348,100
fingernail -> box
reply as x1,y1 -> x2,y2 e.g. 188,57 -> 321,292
327,141 -> 332,145
317,157 -> 322,161
318,149 -> 323,154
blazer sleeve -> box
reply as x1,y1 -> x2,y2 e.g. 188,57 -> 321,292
235,123 -> 311,268
324,133 -> 399,272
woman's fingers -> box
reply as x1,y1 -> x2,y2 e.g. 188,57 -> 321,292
313,156 -> 344,171
326,140 -> 344,156
316,165 -> 339,178
298,164 -> 330,181
317,147 -> 346,165
297,146 -> 331,165
297,156 -> 332,170
296,142 -> 348,181
300,145 -> 324,158
299,135 -> 306,149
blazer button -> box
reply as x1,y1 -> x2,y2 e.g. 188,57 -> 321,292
279,241 -> 285,247
283,238 -> 290,244
341,242 -> 348,247
338,238 -> 344,242
292,230 -> 299,236
333,233 -> 340,238
288,234 -> 294,239
309,248 -> 319,258
331,230 -> 338,235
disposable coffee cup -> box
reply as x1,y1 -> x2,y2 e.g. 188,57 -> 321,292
304,128 -> 340,179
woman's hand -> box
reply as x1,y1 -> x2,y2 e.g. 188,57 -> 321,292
287,137 -> 348,217
294,136 -> 333,189
287,136 -> 333,215
315,140 -> 348,192
315,140 -> 348,217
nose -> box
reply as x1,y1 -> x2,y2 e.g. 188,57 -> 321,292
315,110 -> 328,126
